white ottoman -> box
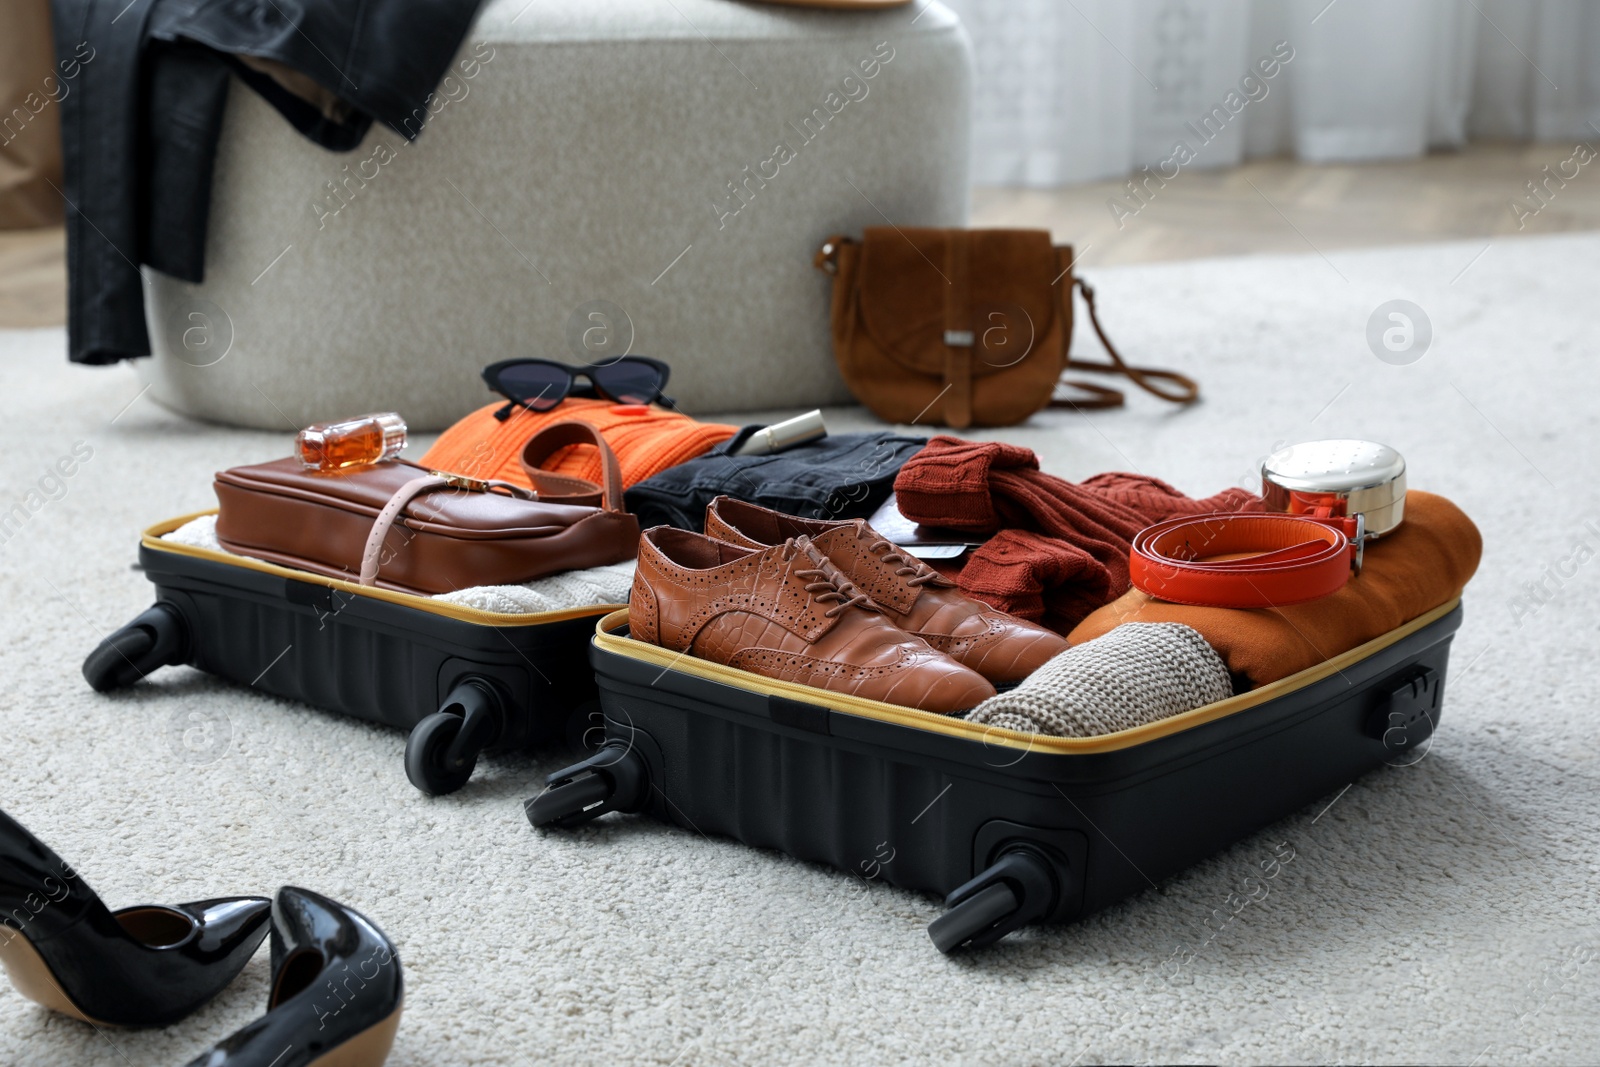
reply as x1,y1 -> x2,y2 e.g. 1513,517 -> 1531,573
139,0 -> 972,430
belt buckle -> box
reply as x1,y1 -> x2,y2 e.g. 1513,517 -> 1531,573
1351,512 -> 1367,576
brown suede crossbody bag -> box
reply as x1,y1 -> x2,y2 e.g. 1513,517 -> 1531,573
214,421 -> 640,595
815,227 -> 1200,429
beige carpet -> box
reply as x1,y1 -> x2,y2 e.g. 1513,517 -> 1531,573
1,231 -> 1596,1065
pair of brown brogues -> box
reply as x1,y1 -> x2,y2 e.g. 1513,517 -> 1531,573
629,497 -> 1069,714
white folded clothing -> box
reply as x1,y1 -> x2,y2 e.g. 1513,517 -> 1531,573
162,514 -> 635,614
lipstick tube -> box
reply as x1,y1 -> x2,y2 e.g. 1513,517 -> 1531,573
730,410 -> 827,457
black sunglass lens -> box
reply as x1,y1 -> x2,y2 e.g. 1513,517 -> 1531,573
591,361 -> 663,405
497,363 -> 569,412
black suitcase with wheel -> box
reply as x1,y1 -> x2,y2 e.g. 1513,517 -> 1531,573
85,513 -> 620,794
528,600 -> 1463,953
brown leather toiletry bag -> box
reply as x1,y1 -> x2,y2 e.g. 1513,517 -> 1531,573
815,227 -> 1200,429
214,421 -> 640,595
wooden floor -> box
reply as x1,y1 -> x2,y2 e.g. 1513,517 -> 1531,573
3,142 -> 1596,329
0,223 -> 67,329
971,141 -> 1600,268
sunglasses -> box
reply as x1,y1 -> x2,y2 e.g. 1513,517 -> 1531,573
482,357 -> 675,421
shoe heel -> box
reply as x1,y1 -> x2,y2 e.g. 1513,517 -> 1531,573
304,1002 -> 402,1067
0,930 -> 99,1023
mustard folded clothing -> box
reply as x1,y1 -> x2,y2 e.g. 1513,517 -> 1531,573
1067,491 -> 1480,687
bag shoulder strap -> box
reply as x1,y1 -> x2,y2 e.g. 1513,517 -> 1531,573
360,473 -> 533,586
1052,251 -> 1201,411
519,420 -> 626,512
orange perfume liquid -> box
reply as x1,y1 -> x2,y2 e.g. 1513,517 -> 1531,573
297,413 -> 407,471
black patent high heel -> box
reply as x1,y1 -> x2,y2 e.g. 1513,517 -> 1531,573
186,886 -> 403,1067
0,808 -> 270,1027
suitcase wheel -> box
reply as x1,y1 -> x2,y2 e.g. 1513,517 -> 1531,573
525,742 -> 648,829
404,679 -> 504,796
83,603 -> 189,692
928,846 -> 1059,955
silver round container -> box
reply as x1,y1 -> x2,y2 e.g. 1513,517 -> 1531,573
1260,439 -> 1407,537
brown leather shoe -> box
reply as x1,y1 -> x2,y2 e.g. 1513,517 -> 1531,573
629,527 -> 996,714
704,496 -> 1070,686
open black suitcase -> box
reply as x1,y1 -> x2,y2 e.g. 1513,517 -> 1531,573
84,513 -> 621,794
528,598 -> 1462,953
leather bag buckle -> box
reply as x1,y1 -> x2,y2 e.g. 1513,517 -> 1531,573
432,471 -> 490,493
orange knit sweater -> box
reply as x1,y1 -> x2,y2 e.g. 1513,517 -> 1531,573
420,399 -> 737,491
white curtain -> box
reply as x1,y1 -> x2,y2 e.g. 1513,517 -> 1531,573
942,0 -> 1600,185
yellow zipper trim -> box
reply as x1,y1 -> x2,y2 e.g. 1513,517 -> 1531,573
142,511 -> 623,628
591,598 -> 1463,754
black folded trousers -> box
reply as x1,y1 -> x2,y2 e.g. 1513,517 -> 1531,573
625,429 -> 929,532
52,0 -> 486,365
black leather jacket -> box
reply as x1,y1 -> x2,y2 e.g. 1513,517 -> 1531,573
52,0 -> 486,364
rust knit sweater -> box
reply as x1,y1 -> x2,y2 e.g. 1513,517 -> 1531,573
893,436 -> 1263,633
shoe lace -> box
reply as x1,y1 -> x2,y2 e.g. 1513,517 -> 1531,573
781,537 -> 876,618
857,524 -> 938,587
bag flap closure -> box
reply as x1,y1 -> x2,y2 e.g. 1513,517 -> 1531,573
215,458 -> 603,538
856,227 -> 1060,376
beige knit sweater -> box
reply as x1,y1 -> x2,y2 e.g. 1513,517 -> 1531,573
964,622 -> 1232,738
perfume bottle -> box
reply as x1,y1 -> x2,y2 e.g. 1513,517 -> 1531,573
297,413 -> 407,471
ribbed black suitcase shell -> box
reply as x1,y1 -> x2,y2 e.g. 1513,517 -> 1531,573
84,514 -> 620,794
531,600 -> 1461,952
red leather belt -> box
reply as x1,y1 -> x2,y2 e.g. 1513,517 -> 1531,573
1129,512 -> 1363,609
